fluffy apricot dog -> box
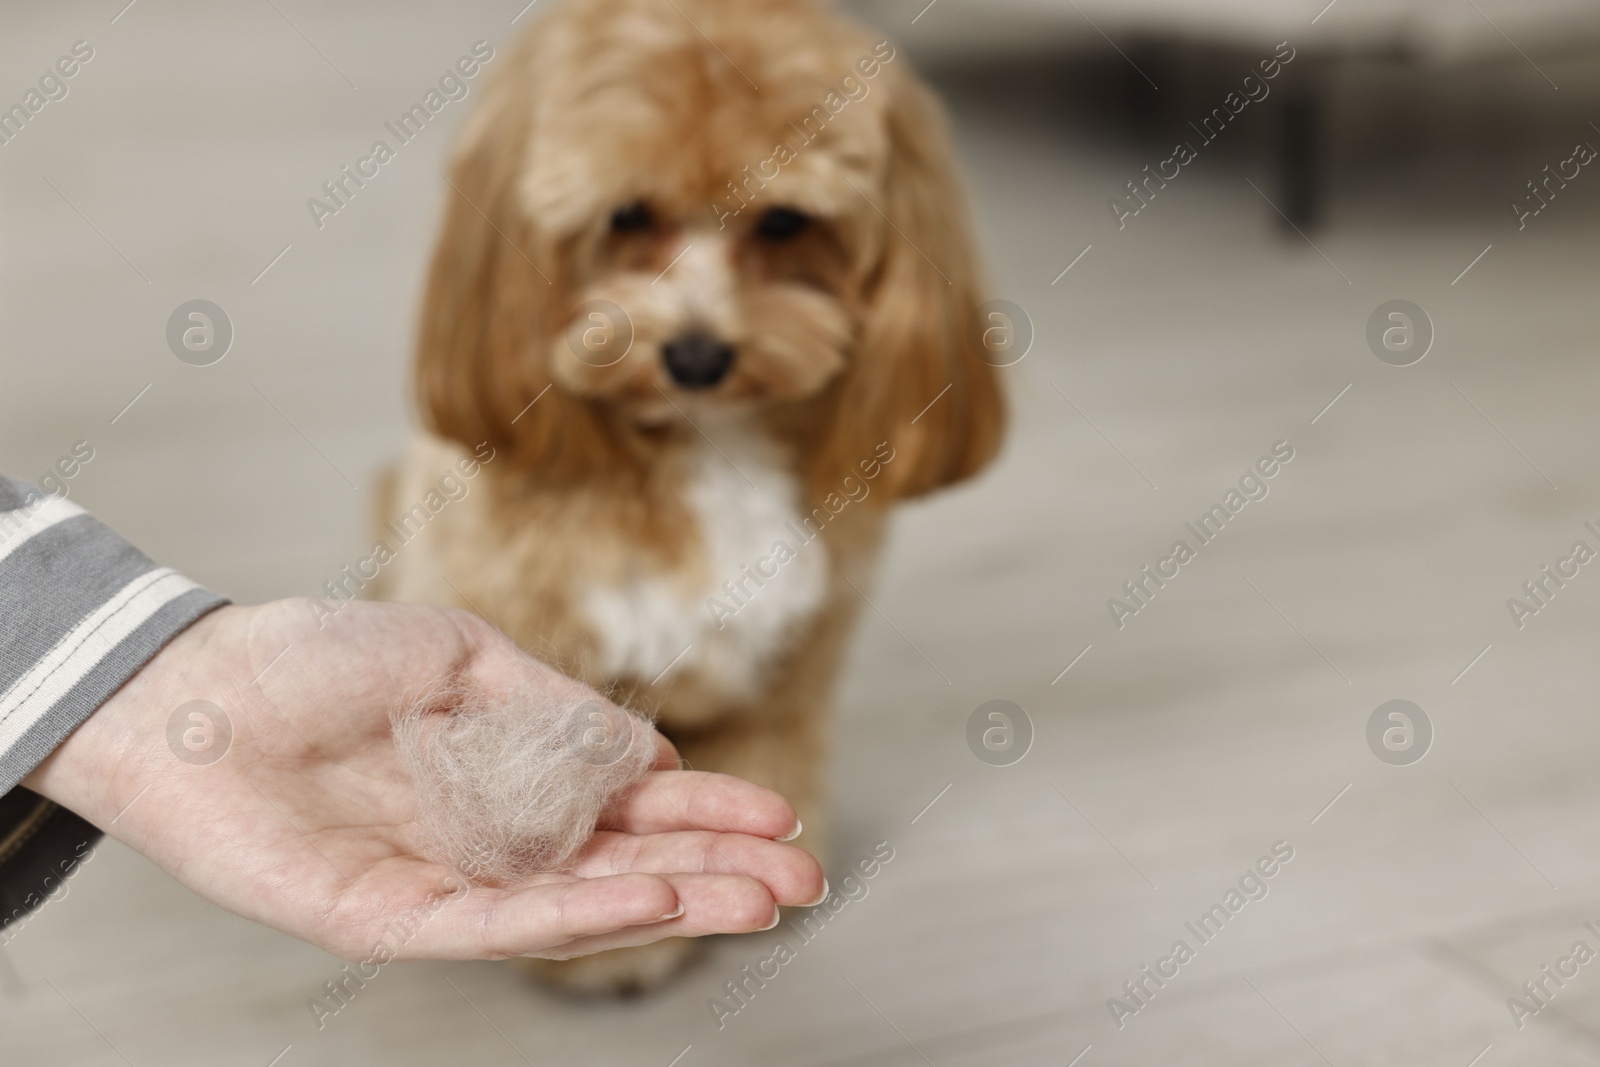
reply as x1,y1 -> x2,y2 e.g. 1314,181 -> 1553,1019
378,0 -> 1004,993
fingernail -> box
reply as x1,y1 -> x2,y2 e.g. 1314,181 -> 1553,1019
802,879 -> 829,908
762,907 -> 781,931
778,819 -> 802,842
657,901 -> 685,922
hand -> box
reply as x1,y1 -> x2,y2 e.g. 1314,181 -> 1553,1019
22,599 -> 824,961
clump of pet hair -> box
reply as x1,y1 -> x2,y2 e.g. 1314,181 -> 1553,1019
392,677 -> 656,886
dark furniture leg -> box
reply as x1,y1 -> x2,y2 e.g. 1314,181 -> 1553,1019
1279,89 -> 1320,230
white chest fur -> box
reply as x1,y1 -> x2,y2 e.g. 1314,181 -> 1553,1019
579,428 -> 829,699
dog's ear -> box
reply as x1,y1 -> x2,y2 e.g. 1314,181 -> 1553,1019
810,70 -> 1005,502
415,75 -> 624,483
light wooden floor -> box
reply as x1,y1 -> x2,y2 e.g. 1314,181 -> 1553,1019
5,2 -> 1600,1064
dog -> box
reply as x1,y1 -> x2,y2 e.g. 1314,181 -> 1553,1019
376,0 -> 1005,994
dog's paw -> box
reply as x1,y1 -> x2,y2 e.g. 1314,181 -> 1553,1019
517,938 -> 704,997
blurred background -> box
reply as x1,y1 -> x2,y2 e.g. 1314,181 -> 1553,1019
6,0 -> 1600,1063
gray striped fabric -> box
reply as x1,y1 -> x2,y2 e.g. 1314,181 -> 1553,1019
0,475 -> 228,793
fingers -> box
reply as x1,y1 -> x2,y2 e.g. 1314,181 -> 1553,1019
572,830 -> 825,906
392,864 -> 798,961
531,873 -> 783,960
396,872 -> 681,960
600,770 -> 801,840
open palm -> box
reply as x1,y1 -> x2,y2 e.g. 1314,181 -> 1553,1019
24,599 -> 822,961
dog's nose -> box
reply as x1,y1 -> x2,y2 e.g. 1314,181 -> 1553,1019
662,333 -> 735,388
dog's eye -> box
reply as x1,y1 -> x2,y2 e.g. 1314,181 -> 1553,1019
609,202 -> 654,233
755,207 -> 810,241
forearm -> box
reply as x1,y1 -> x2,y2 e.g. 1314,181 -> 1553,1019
18,604 -> 243,830
0,473 -> 228,928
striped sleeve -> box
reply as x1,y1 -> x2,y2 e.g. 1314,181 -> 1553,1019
0,475 -> 229,792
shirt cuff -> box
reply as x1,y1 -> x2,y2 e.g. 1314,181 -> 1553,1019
0,474 -> 229,793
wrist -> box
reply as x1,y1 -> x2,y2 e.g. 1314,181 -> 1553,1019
21,604 -> 246,829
